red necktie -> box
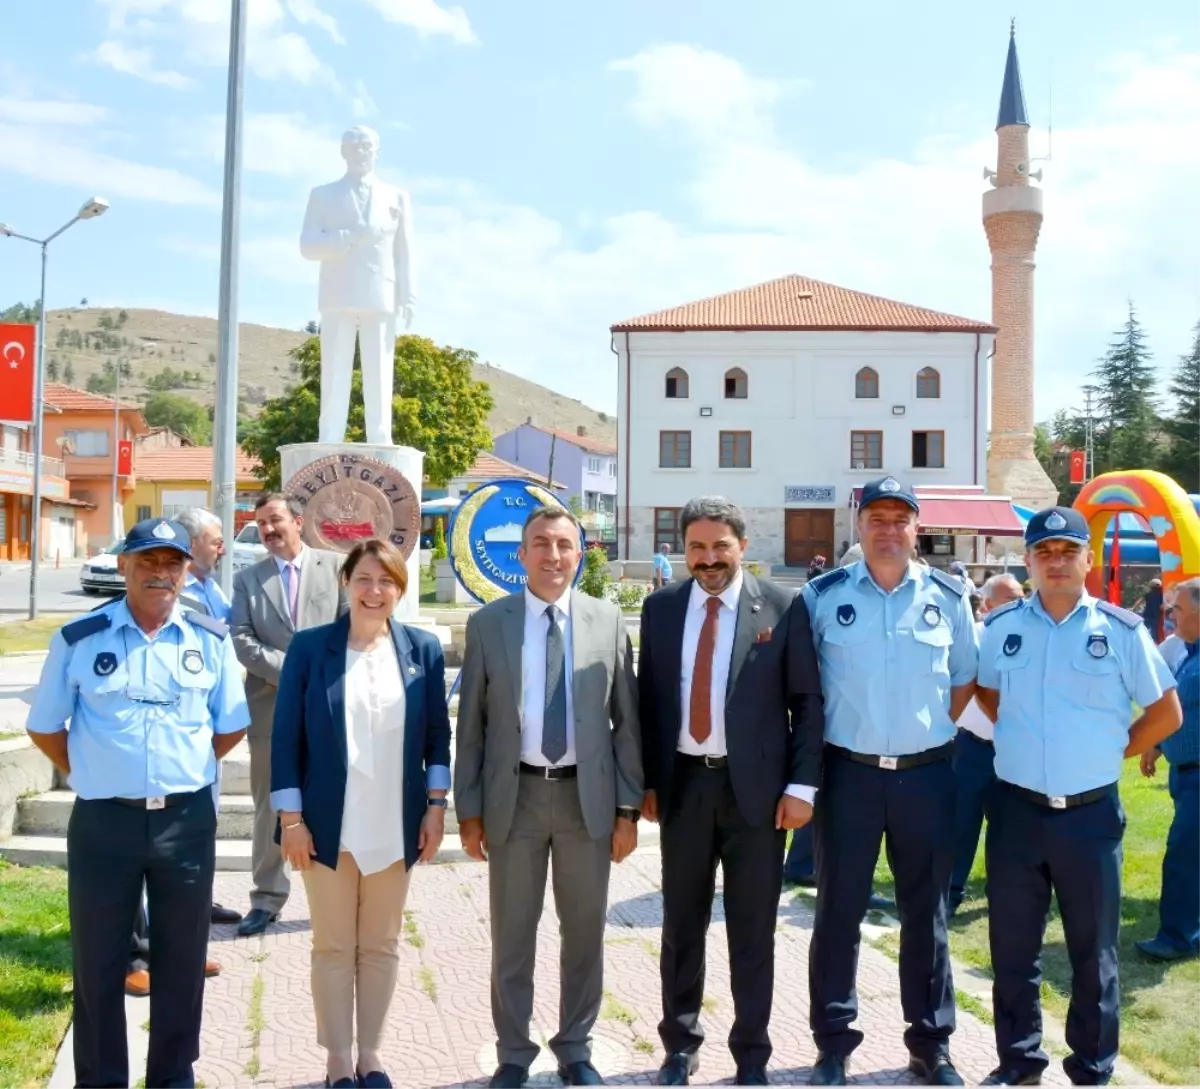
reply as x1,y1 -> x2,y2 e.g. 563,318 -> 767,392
689,596 -> 721,743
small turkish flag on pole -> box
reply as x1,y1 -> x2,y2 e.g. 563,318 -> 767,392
0,323 -> 37,424
117,440 -> 133,476
1069,450 -> 1086,485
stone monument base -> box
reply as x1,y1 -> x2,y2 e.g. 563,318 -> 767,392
987,456 -> 1060,514
280,442 -> 425,624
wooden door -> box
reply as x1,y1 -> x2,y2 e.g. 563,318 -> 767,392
784,509 -> 835,568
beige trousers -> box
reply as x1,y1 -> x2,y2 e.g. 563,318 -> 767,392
303,851 -> 412,1079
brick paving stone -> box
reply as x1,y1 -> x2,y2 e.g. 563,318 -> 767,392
198,854 -> 1079,1089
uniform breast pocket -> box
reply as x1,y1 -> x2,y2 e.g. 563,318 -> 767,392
1069,653 -> 1122,710
175,670 -> 217,727
993,652 -> 1031,696
75,666 -> 130,723
911,622 -> 954,674
820,619 -> 877,679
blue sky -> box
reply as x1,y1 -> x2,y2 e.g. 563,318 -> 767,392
1,0 -> 1196,421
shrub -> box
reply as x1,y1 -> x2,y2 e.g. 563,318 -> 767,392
578,544 -> 612,599
432,519 -> 448,560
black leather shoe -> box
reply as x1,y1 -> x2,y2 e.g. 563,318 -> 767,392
558,1060 -> 604,1085
982,1068 -> 1042,1086
809,1052 -> 848,1086
657,1052 -> 700,1085
236,908 -> 279,937
489,1064 -> 529,1088
356,1070 -> 393,1088
908,1054 -> 964,1086
211,902 -> 243,925
325,1079 -> 355,1088
735,1064 -> 769,1085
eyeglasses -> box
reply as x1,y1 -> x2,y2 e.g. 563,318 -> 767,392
123,687 -> 180,708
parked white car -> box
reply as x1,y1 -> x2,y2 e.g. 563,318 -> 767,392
80,540 -> 126,595
231,522 -> 269,572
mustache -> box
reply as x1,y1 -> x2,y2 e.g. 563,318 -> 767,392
142,578 -> 176,590
694,563 -> 728,572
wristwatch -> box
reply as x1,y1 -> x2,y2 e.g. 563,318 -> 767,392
616,806 -> 641,823
427,797 -> 448,808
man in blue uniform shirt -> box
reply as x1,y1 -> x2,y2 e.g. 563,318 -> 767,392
802,477 -> 979,1087
975,506 -> 1181,1086
26,517 -> 250,1089
176,507 -> 232,624
1136,576 -> 1199,963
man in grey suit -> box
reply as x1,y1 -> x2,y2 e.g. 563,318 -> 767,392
455,507 -> 643,1089
230,493 -> 346,936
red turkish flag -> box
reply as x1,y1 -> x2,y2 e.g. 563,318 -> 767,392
0,323 -> 37,423
117,440 -> 133,476
1068,450 -> 1086,485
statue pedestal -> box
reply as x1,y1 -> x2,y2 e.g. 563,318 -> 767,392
280,442 -> 425,624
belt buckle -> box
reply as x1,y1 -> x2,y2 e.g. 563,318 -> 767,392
878,756 -> 899,771
147,796 -> 166,810
1049,795 -> 1067,810
704,756 -> 722,769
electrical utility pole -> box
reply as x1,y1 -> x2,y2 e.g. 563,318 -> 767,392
1082,385 -> 1097,482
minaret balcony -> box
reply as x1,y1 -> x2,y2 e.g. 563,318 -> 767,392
982,184 -> 1043,221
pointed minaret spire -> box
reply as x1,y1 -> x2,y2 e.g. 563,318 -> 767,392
997,20 -> 1030,128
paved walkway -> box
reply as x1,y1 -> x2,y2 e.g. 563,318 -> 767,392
51,850 -> 1080,1088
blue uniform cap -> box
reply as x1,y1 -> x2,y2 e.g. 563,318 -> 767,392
859,476 -> 919,513
1024,505 -> 1090,548
122,517 -> 193,558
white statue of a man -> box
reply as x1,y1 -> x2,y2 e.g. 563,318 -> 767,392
299,125 -> 415,445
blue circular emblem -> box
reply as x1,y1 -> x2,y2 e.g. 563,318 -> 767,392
1087,634 -> 1109,659
447,478 -> 582,604
182,649 -> 204,674
836,603 -> 856,626
93,652 -> 118,676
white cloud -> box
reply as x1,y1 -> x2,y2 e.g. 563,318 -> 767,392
93,39 -> 194,88
358,0 -> 476,45
350,78 -> 378,119
196,111 -> 340,179
285,0 -> 344,44
0,97 -> 111,126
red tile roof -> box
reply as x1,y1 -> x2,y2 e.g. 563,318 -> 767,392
461,451 -> 565,491
134,446 -> 262,482
44,383 -> 145,414
611,274 -> 995,334
527,425 -> 616,456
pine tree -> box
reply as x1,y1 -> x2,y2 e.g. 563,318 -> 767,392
1091,301 -> 1161,472
46,357 -> 60,381
62,360 -> 75,385
1160,322 -> 1199,492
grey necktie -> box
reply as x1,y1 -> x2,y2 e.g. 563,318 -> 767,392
542,604 -> 568,764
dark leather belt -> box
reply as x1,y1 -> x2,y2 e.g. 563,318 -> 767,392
1176,762 -> 1200,772
677,752 -> 729,769
828,741 -> 953,771
105,790 -> 201,810
958,729 -> 994,748
1002,780 -> 1115,810
519,762 -> 577,780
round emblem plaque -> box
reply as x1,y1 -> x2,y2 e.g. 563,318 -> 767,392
284,453 -> 421,559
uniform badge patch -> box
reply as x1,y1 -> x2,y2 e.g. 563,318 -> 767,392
152,521 -> 175,539
880,477 -> 901,493
1045,512 -> 1068,531
923,604 -> 941,626
836,603 -> 856,626
1088,634 -> 1109,659
182,649 -> 204,674
93,652 -> 118,676
1003,634 -> 1022,657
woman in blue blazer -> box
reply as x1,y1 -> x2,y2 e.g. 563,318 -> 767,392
270,538 -> 451,1089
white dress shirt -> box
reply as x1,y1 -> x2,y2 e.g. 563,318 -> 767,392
339,641 -> 407,875
957,621 -> 994,741
520,586 -> 576,767
274,543 -> 308,579
678,572 -> 814,803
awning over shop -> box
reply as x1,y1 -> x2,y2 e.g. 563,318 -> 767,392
849,485 -> 1025,536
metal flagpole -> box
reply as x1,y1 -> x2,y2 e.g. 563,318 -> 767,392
112,349 -> 120,541
211,0 -> 247,598
29,246 -> 49,619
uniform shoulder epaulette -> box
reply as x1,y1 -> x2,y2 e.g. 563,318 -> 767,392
60,611 -> 113,645
983,599 -> 1024,626
808,568 -> 849,595
1097,600 -> 1141,628
184,610 -> 230,638
929,568 -> 968,597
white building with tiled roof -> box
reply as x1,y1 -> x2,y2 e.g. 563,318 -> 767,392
610,275 -> 997,567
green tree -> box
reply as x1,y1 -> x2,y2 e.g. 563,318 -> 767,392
1160,322 -> 1199,492
432,518 -> 448,560
1,299 -> 41,323
243,334 -> 495,490
118,309 -> 128,326
578,544 -> 611,599
1092,302 -> 1161,471
86,371 -> 116,394
143,392 -> 213,444
46,357 -> 60,381
62,360 -> 75,385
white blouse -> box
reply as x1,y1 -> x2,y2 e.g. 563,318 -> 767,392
340,640 -> 408,875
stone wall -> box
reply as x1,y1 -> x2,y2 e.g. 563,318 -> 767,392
0,737 -> 54,840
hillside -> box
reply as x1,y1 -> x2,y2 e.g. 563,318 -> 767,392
36,307 -> 617,443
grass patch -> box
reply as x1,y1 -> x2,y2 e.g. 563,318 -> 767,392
634,1036 -> 656,1054
0,860 -> 73,1089
0,616 -> 72,655
955,989 -> 993,1024
419,568 -> 437,605
878,762 -> 1197,1085
418,965 -> 437,1002
701,995 -> 718,1014
601,990 -> 635,1027
403,908 -> 424,949
243,972 -> 265,1078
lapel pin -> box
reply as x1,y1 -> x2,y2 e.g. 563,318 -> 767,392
408,666 -> 417,675
751,603 -> 761,614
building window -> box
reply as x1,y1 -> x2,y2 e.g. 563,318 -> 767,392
851,430 -> 883,469
912,430 -> 945,468
654,507 -> 683,553
724,367 -> 748,399
916,367 -> 941,398
659,430 -> 692,468
665,367 -> 689,399
855,367 -> 879,399
608,461 -> 616,477
719,430 -> 752,468
587,456 -> 601,473
136,505 -> 152,522
63,429 -> 109,456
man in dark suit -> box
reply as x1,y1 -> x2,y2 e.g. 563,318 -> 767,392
638,496 -> 825,1086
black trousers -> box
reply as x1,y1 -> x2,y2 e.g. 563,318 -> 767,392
68,790 -> 216,1089
987,784 -> 1124,1085
809,751 -> 957,1061
658,761 -> 785,1067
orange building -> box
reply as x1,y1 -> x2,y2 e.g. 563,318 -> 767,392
0,421 -> 84,561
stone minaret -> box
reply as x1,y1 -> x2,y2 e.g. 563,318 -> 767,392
983,25 -> 1058,508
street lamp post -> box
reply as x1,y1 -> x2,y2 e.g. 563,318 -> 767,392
1,198 -> 110,619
